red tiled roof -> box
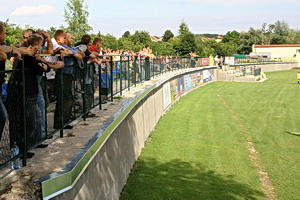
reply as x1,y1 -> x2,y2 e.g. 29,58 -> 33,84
255,44 -> 300,48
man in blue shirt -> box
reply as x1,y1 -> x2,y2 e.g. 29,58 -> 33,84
53,32 -> 84,129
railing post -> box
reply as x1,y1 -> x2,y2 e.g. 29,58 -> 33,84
127,56 -> 130,91
99,63 -> 102,110
43,73 -> 48,138
20,57 -> 27,167
120,58 -> 123,96
82,60 -> 86,121
110,56 -> 113,102
134,56 -> 137,87
59,69 -> 64,137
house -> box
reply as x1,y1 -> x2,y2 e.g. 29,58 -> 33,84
251,44 -> 300,59
215,35 -> 223,43
150,35 -> 163,42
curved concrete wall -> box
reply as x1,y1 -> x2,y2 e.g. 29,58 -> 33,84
40,67 -> 217,200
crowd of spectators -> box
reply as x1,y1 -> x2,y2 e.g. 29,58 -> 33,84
0,21 -> 167,160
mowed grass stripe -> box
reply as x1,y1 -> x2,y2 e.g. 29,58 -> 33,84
220,70 -> 300,200
121,81 -> 264,199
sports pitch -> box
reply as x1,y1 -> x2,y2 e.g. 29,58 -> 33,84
121,70 -> 300,200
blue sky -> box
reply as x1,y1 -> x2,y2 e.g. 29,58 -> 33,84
0,0 -> 299,37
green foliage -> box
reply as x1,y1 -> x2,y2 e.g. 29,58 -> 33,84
64,0 -> 93,38
238,28 -> 267,54
122,31 -> 130,38
178,21 -> 190,36
101,34 -> 119,50
4,19 -> 24,46
195,33 -> 219,38
175,22 -> 197,56
162,30 -> 174,42
150,41 -> 175,56
131,31 -> 151,46
117,37 -> 135,51
222,31 -> 240,44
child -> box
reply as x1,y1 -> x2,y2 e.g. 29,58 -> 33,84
101,62 -> 111,104
297,72 -> 300,84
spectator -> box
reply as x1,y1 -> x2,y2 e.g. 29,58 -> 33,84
75,34 -> 97,118
35,30 -> 64,146
0,49 -> 7,61
89,38 -> 103,90
53,32 -> 83,129
22,29 -> 35,47
6,33 -> 50,158
100,62 -> 110,104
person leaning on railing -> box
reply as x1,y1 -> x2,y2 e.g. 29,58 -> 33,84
6,34 -> 52,158
51,30 -> 80,129
35,29 -> 64,147
0,21 -> 36,144
75,34 -> 99,118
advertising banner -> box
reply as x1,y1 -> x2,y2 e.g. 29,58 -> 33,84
225,57 -> 235,65
184,74 -> 192,91
202,58 -> 210,66
177,77 -> 185,95
162,82 -> 172,110
170,79 -> 178,102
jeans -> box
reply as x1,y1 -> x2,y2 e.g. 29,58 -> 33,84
37,85 -> 46,138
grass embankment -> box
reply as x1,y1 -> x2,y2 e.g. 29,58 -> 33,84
121,70 -> 300,200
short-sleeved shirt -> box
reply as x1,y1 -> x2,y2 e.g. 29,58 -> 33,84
45,38 -> 64,63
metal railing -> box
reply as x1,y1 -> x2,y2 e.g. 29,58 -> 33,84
233,57 -> 296,65
0,55 -> 209,169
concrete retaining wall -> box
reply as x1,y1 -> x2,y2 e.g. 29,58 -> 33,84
255,62 -> 298,72
41,67 -> 217,200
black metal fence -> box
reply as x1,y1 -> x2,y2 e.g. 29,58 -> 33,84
233,57 -> 296,65
0,55 -> 208,169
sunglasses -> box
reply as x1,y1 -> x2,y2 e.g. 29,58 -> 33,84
23,36 -> 28,39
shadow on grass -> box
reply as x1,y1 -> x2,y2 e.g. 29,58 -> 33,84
121,158 -> 264,200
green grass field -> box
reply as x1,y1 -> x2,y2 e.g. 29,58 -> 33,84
121,70 -> 300,200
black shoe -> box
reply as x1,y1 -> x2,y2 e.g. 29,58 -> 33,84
64,125 -> 73,129
87,112 -> 96,118
36,144 -> 48,148
83,112 -> 96,118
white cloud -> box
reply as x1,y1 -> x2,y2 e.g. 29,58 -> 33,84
11,5 -> 56,17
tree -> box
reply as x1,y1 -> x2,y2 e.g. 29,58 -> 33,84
162,30 -> 174,42
175,22 -> 197,56
238,28 -> 267,54
118,37 -> 135,50
222,30 -> 240,44
130,31 -> 151,46
151,41 -> 175,56
271,20 -> 291,44
178,21 -> 190,36
101,34 -> 119,50
4,19 -> 24,46
122,31 -> 130,38
64,0 -> 93,37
